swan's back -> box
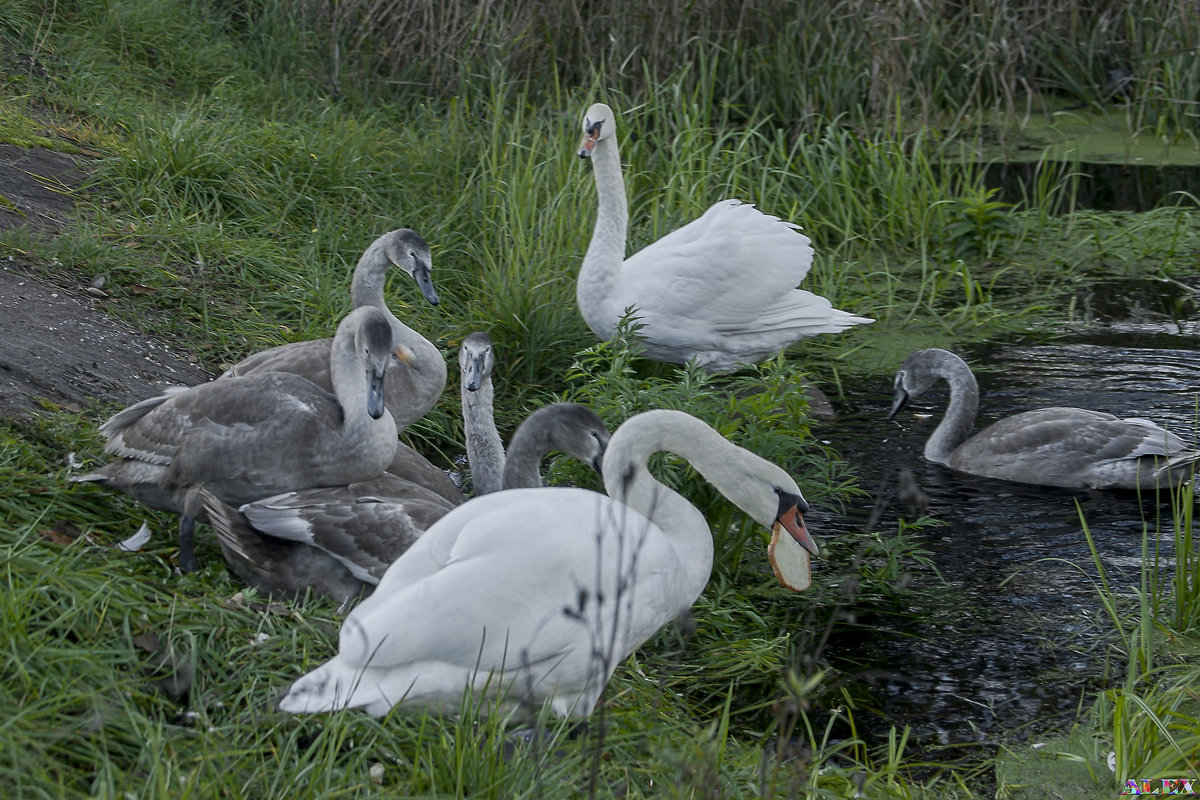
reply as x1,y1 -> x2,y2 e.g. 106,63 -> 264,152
223,337 -> 443,432
239,475 -> 453,582
951,407 -> 1196,489
602,201 -> 869,370
102,307 -> 397,503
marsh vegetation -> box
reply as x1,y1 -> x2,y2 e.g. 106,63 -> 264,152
1,0 -> 1198,796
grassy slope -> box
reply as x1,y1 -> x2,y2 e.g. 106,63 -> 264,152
2,1 -> 1198,797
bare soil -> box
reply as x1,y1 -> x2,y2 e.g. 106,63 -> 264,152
0,144 -> 212,420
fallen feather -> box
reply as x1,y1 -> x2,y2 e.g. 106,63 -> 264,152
117,523 -> 153,552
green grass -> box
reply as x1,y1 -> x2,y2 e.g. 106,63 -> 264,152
2,1 -> 1200,796
1,404 -> 961,798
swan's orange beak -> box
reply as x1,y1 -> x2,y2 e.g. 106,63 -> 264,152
579,118 -> 603,159
769,502 -> 815,592
776,503 -> 818,556
578,131 -> 598,158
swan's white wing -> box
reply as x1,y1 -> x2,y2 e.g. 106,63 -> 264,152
334,487 -> 683,673
620,200 -> 814,327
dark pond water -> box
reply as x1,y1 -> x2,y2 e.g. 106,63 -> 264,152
982,160 -> 1200,212
811,285 -> 1200,755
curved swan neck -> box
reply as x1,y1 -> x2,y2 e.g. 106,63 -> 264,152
578,130 -> 628,337
349,239 -> 390,311
352,238 -> 447,419
926,354 -> 980,463
502,423 -> 549,489
462,375 -> 505,495
602,411 -> 725,590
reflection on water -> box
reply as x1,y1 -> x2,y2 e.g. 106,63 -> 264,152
824,333 -> 1200,749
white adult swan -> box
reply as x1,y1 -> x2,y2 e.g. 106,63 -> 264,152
576,102 -> 872,372
223,228 -> 446,432
890,347 -> 1200,490
74,306 -> 399,571
277,408 -> 818,718
204,401 -> 610,603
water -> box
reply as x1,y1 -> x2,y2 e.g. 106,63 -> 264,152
983,160 -> 1200,212
816,299 -> 1200,752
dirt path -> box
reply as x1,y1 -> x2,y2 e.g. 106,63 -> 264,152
0,144 -> 211,420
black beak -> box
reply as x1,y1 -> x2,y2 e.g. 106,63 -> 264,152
888,387 -> 909,421
367,367 -> 387,419
412,260 -> 439,306
464,354 -> 487,392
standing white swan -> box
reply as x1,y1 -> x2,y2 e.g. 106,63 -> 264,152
223,228 -> 447,432
576,102 -> 872,372
277,408 -> 818,718
890,347 -> 1200,490
74,306 -> 399,571
204,401 -> 610,603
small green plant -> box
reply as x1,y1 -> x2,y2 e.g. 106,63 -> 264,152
945,187 -> 1016,260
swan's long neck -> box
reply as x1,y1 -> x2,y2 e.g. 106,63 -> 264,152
501,423 -> 547,490
602,411 -> 725,594
349,240 -> 390,312
351,244 -> 447,422
578,133 -> 628,338
926,356 -> 980,464
463,375 -> 505,495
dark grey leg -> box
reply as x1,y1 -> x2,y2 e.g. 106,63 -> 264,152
178,514 -> 197,572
